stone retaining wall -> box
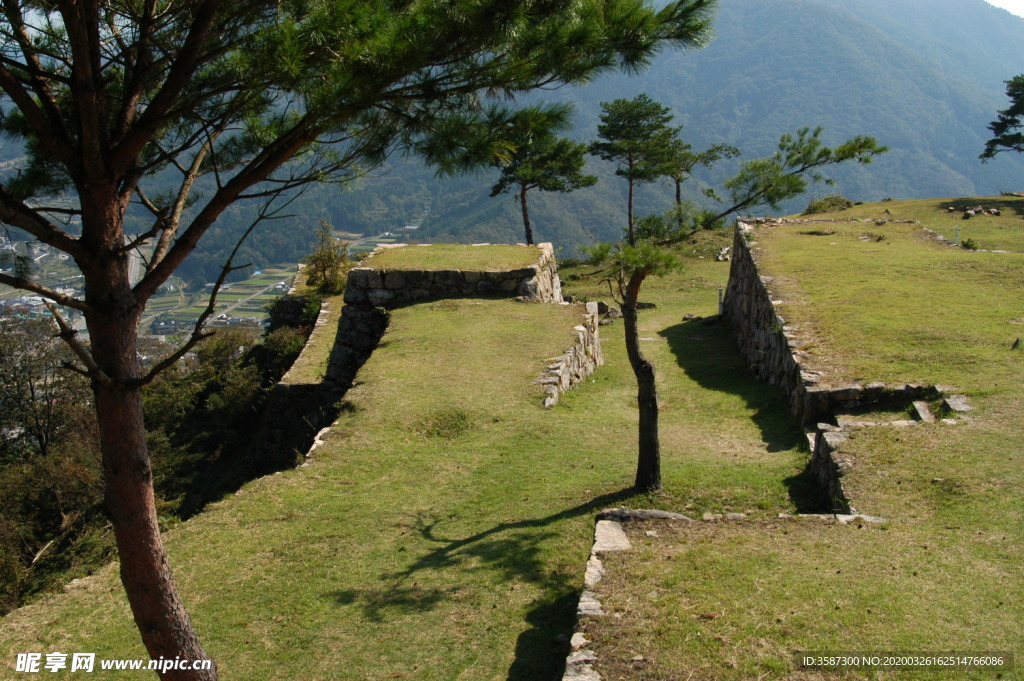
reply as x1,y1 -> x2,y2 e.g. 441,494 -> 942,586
722,221 -> 816,423
342,242 -> 562,308
723,220 -> 974,512
256,299 -> 345,469
325,243 -> 602,403
536,301 -> 604,408
323,303 -> 390,392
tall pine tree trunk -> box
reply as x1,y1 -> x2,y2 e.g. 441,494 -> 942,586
674,176 -> 685,232
622,270 -> 661,492
82,204 -> 216,680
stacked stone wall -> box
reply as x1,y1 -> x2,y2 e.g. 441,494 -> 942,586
325,243 -> 602,405
536,301 -> 604,408
722,222 -> 815,423
255,298 -> 345,468
342,242 -> 562,308
723,220 -> 974,513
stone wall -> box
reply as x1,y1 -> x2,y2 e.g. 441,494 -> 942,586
723,221 -> 963,427
536,301 -> 604,408
722,221 -> 817,423
325,243 -> 602,403
723,220 -> 974,513
256,298 -> 345,469
341,242 -> 562,308
323,303 -> 389,392
807,430 -> 853,513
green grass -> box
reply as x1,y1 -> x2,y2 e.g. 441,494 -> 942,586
4,205 -> 1020,679
280,292 -> 345,384
362,244 -> 541,271
802,195 -> 1024,253
0,255 -> 813,680
578,207 -> 1024,680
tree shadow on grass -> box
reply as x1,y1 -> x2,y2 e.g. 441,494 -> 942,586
325,584 -> 459,624
939,197 -> 1024,216
657,319 -> 830,511
506,590 -> 579,681
393,488 -> 635,581
322,488 -> 636,679
657,319 -> 803,453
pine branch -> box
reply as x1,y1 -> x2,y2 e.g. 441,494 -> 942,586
0,271 -> 88,312
42,301 -> 113,389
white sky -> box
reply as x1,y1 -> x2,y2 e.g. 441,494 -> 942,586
985,0 -> 1024,17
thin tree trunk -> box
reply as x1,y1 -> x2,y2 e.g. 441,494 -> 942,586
84,223 -> 216,680
627,177 -> 635,246
622,270 -> 660,492
519,183 -> 534,246
674,176 -> 684,232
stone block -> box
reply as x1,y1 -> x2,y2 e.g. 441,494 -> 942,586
383,271 -> 407,290
942,395 -> 973,412
366,288 -> 394,307
912,401 -> 936,423
343,286 -> 368,305
348,267 -> 381,289
592,520 -> 631,554
577,591 -> 605,617
584,555 -> 604,588
434,270 -> 464,287
831,385 -> 862,401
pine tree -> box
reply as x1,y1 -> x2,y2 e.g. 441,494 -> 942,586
0,2 -> 716,676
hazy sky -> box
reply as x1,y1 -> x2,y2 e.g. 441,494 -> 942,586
985,0 -> 1024,17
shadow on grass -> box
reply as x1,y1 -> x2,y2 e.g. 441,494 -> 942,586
657,319 -> 803,454
395,488 -> 635,580
939,197 -> 1024,216
782,466 -> 832,513
325,585 -> 459,624
506,591 -> 578,681
322,488 -> 636,679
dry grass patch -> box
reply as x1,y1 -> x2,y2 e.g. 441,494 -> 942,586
362,243 -> 540,271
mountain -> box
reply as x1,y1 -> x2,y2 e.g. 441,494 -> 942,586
6,0 -> 1024,279
377,0 -> 1024,252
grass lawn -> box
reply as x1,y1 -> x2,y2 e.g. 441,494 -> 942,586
280,291 -> 345,384
0,249 -> 813,680
362,244 -> 541,271
3,203 -> 1019,679
802,195 -> 1024,253
578,208 -> 1024,680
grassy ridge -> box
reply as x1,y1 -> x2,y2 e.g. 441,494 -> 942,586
1,251 -> 813,679
582,204 -> 1024,679
5,199 -> 1018,679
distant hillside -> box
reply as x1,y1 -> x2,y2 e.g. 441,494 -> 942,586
5,0 -> 1024,277
384,0 -> 1024,251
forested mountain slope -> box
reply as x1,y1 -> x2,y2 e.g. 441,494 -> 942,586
5,0 -> 1023,277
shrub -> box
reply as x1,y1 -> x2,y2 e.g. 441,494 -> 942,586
803,194 -> 853,215
634,214 -> 671,241
305,221 -> 350,294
